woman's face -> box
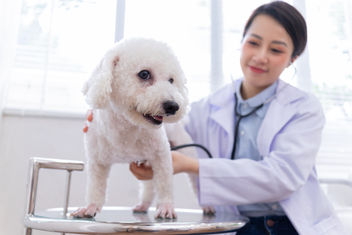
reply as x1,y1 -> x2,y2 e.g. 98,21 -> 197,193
240,14 -> 295,99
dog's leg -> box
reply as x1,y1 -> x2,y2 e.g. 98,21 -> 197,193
150,150 -> 176,219
133,180 -> 154,213
71,161 -> 111,218
165,122 -> 216,215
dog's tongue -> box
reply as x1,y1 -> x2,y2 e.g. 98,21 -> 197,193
153,115 -> 163,121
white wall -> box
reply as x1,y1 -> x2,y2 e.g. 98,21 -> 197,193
0,114 -> 199,235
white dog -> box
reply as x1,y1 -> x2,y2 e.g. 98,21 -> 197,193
71,38 -> 188,219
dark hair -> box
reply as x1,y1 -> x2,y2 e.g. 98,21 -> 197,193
243,1 -> 307,58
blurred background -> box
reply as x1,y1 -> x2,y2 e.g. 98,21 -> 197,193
0,0 -> 352,234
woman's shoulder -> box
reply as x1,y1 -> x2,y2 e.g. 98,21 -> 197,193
277,80 -> 320,103
276,80 -> 323,113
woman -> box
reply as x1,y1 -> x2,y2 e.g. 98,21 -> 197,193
130,1 -> 347,234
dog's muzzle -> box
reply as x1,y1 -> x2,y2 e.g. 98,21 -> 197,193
142,100 -> 179,125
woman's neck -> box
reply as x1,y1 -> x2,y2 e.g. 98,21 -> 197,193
240,82 -> 261,100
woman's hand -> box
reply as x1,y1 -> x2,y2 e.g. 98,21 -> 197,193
129,151 -> 199,180
129,162 -> 154,180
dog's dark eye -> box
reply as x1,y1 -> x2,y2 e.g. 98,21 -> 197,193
168,78 -> 174,84
138,70 -> 151,80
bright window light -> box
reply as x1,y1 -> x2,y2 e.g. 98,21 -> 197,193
5,0 -> 116,114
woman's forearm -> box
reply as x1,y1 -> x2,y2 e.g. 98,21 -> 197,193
172,151 -> 199,175
129,151 -> 199,181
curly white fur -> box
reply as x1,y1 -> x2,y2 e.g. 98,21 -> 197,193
72,38 -> 188,219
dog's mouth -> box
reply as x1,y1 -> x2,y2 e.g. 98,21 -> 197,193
143,114 -> 163,125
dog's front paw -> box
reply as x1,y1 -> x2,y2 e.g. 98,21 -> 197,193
71,203 -> 101,218
202,206 -> 216,216
155,203 -> 176,219
133,201 -> 151,213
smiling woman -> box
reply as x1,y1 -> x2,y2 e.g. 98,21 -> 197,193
240,14 -> 295,99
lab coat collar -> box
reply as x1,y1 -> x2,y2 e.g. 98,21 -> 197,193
208,78 -> 302,107
235,79 -> 278,108
208,79 -> 305,136
274,79 -> 305,105
235,80 -> 278,118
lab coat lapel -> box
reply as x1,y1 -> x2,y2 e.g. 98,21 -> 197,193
209,92 -> 234,136
257,99 -> 293,155
208,84 -> 235,152
209,97 -> 234,158
257,81 -> 304,156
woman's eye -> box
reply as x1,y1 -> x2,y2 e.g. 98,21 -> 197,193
138,70 -> 151,80
248,41 -> 258,46
271,48 -> 283,54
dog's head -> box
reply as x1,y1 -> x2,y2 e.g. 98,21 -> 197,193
82,38 -> 188,128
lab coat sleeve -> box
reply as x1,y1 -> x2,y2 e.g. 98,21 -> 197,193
196,94 -> 325,206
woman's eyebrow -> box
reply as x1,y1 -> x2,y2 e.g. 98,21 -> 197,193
250,33 -> 262,40
249,33 -> 288,47
272,40 -> 288,47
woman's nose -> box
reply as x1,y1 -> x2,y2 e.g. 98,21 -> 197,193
253,49 -> 269,63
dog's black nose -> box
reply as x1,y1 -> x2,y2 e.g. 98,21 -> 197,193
163,101 -> 179,115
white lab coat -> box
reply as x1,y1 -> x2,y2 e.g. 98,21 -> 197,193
185,79 -> 348,235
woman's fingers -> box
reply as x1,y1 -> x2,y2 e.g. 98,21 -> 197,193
83,110 -> 93,133
129,162 -> 154,180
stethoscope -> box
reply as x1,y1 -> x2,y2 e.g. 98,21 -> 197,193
230,93 -> 264,160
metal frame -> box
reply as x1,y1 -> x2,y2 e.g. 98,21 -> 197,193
25,157 -> 84,235
23,157 -> 248,234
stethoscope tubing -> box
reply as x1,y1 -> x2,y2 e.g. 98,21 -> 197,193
231,94 -> 264,160
171,143 -> 213,159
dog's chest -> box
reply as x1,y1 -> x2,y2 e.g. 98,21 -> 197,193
109,137 -> 156,162
117,135 -> 166,163
91,123 -> 168,163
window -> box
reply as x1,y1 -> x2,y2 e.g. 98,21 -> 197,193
305,0 -> 352,160
5,0 -> 116,115
123,0 -> 212,101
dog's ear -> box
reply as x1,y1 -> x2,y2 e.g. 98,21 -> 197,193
82,51 -> 119,109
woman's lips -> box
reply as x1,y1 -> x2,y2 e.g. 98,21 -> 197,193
249,66 -> 266,74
